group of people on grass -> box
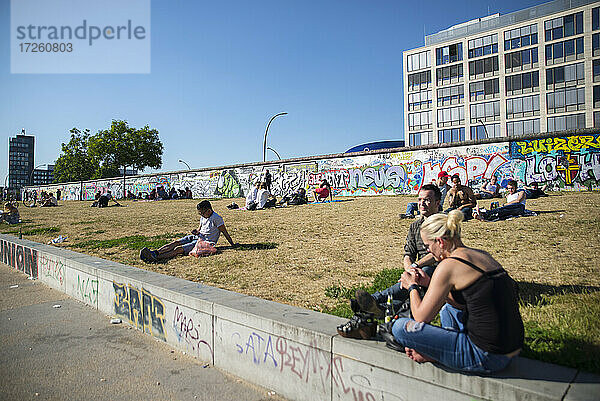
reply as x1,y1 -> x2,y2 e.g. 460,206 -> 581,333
244,175 -> 332,210
130,170 -> 546,374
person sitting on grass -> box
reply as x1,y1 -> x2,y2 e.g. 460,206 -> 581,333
245,182 -> 260,210
473,179 -> 527,222
40,192 -> 58,207
140,200 -> 236,262
385,210 -> 523,373
314,179 -> 332,202
256,183 -> 276,209
401,171 -> 450,218
97,191 -> 121,208
1,202 -> 20,224
523,182 -> 548,199
475,175 -> 500,199
445,174 -> 477,220
278,187 -> 308,206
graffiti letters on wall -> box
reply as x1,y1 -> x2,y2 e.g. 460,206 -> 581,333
31,134 -> 599,201
511,134 -> 600,189
0,240 -> 38,278
113,281 -> 166,341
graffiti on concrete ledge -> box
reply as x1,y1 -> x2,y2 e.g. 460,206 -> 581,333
0,240 -> 38,278
113,281 -> 166,341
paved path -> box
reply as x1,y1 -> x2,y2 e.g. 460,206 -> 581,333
0,264 -> 287,401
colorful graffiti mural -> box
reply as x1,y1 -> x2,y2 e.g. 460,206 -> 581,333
29,134 -> 599,201
510,134 -> 600,190
113,281 -> 166,341
0,240 -> 38,278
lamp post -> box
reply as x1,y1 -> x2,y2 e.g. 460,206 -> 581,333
263,112 -> 287,162
267,147 -> 282,160
178,159 -> 191,170
478,119 -> 489,139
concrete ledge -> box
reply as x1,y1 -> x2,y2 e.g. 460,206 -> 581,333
1,234 -> 598,401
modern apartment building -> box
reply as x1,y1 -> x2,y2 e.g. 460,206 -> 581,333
32,164 -> 55,186
8,132 -> 35,190
403,0 -> 600,146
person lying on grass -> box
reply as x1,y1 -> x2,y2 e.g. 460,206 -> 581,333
140,200 -> 236,262
473,179 -> 526,222
386,210 -> 523,373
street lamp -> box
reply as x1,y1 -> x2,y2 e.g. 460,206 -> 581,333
263,112 -> 287,162
267,147 -> 282,160
178,159 -> 191,170
478,119 -> 489,140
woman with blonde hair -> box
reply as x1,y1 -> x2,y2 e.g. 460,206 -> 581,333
388,210 -> 523,373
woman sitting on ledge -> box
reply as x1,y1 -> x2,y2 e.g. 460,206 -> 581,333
387,210 -> 523,373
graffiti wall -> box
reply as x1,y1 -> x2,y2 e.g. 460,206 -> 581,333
28,133 -> 599,201
510,134 -> 600,190
0,240 -> 38,278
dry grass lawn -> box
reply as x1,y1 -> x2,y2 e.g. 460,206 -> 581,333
5,192 -> 600,372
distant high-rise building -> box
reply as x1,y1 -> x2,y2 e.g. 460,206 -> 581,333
403,0 -> 600,146
32,164 -> 55,185
8,131 -> 35,190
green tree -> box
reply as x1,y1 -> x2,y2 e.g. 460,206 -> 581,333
89,120 -> 163,178
53,128 -> 98,183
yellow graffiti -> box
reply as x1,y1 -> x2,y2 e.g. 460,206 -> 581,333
516,135 -> 600,155
391,152 -> 413,161
556,154 -> 580,185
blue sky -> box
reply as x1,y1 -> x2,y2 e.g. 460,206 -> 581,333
0,0 -> 547,179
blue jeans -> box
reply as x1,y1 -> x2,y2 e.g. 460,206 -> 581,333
405,202 -> 418,217
392,304 -> 513,373
481,203 -> 524,221
372,265 -> 436,312
445,207 -> 473,220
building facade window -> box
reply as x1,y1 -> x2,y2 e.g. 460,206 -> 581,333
436,43 -> 463,65
437,85 -> 464,106
438,128 -> 465,143
506,95 -> 540,119
505,48 -> 538,72
546,62 -> 585,89
504,24 -> 538,51
436,64 -> 463,85
408,110 -> 432,130
468,34 -> 498,58
545,37 -> 584,64
409,131 -> 433,146
594,59 -> 600,83
544,12 -> 583,41
470,123 -> 501,140
407,50 -> 431,72
470,100 -> 500,123
505,71 -> 539,95
547,87 -> 585,114
594,86 -> 600,108
437,106 -> 465,127
507,118 -> 541,136
408,90 -> 432,110
469,56 -> 499,79
469,78 -> 499,101
593,33 -> 600,57
547,113 -> 585,132
594,111 -> 600,128
594,7 -> 600,31
408,70 -> 431,92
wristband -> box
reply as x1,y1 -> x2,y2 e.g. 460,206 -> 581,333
408,284 -> 420,294
410,262 -> 418,269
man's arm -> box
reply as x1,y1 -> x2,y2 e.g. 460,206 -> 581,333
218,224 -> 235,246
458,187 -> 477,209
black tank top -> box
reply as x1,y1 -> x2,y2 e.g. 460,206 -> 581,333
449,256 -> 524,354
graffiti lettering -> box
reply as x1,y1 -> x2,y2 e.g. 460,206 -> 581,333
309,169 -> 350,189
76,275 -> 98,305
172,306 -> 213,359
515,135 -> 600,155
348,165 -> 406,192
38,254 -> 64,285
0,240 -> 38,278
113,281 -> 166,341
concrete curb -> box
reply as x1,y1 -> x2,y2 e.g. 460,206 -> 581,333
1,235 -> 598,401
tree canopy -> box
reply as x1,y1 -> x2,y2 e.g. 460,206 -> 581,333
53,128 -> 98,183
53,121 -> 163,183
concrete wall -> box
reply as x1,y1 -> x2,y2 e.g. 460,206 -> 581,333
2,235 -> 598,401
25,130 -> 600,200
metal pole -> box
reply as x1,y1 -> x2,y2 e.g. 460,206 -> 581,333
267,147 -> 282,160
263,112 -> 287,162
478,119 -> 489,139
178,159 -> 191,170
